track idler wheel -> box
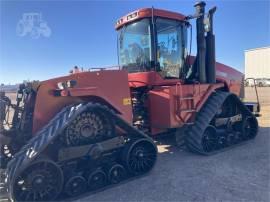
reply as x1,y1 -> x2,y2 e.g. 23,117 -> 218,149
64,175 -> 87,197
12,159 -> 63,201
202,126 -> 218,152
87,168 -> 107,190
122,138 -> 157,175
108,164 -> 126,184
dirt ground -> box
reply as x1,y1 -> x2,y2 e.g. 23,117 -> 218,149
0,87 -> 269,202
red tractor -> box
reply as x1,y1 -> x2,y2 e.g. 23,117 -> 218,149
0,2 -> 259,201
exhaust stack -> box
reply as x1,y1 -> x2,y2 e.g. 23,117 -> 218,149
194,1 -> 207,83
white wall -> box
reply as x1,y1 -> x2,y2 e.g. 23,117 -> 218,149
245,47 -> 270,79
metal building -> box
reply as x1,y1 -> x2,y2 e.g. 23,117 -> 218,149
245,46 -> 270,79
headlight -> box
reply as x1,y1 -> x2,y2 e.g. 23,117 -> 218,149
57,80 -> 76,89
57,82 -> 66,90
66,80 -> 77,88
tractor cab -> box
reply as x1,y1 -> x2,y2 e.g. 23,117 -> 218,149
116,8 -> 189,80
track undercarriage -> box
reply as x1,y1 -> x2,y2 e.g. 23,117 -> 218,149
4,103 -> 157,201
176,91 -> 258,154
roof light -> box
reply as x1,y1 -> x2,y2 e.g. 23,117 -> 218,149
127,12 -> 138,20
117,18 -> 123,25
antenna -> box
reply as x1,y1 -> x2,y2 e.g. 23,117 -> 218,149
117,32 -> 120,69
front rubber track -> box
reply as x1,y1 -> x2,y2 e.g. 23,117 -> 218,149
5,102 -> 157,201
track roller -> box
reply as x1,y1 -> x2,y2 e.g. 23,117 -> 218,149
87,168 -> 107,190
242,116 -> 258,140
107,164 -> 126,184
64,175 -> 87,197
216,128 -> 227,148
226,132 -> 236,146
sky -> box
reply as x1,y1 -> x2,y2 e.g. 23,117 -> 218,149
0,0 -> 269,84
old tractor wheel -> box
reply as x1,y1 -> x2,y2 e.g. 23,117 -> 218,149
202,126 -> 218,152
12,159 -> 63,201
108,164 -> 126,184
64,175 -> 87,197
65,109 -> 115,146
242,117 -> 258,140
123,139 -> 157,175
87,168 -> 107,190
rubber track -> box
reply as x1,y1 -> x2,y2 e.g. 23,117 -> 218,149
185,91 -> 258,155
5,102 -> 156,201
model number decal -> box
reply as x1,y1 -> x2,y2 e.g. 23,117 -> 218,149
123,98 -> 131,105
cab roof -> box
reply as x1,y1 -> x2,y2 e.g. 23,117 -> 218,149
115,8 -> 186,30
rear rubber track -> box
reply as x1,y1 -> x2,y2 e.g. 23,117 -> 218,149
185,91 -> 258,155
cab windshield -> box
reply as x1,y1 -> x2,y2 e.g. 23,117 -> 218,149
118,18 -> 187,77
118,19 -> 151,73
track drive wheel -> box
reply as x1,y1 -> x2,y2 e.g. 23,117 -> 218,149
64,175 -> 87,197
65,108 -> 115,146
87,168 -> 107,190
122,138 -> 157,175
242,116 -> 258,140
12,159 -> 63,201
108,164 -> 126,184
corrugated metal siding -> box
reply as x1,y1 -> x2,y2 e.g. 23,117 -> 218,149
245,47 -> 270,79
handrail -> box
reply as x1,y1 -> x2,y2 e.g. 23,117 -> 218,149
245,78 -> 260,106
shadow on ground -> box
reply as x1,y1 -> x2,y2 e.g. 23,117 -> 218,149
74,126 -> 269,202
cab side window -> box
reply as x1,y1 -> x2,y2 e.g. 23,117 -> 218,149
156,18 -> 184,78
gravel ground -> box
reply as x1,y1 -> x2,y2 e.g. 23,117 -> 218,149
1,87 -> 269,202
77,87 -> 270,202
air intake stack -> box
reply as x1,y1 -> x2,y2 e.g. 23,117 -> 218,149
205,6 -> 217,83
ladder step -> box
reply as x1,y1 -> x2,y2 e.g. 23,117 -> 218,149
181,109 -> 196,113
180,97 -> 194,100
